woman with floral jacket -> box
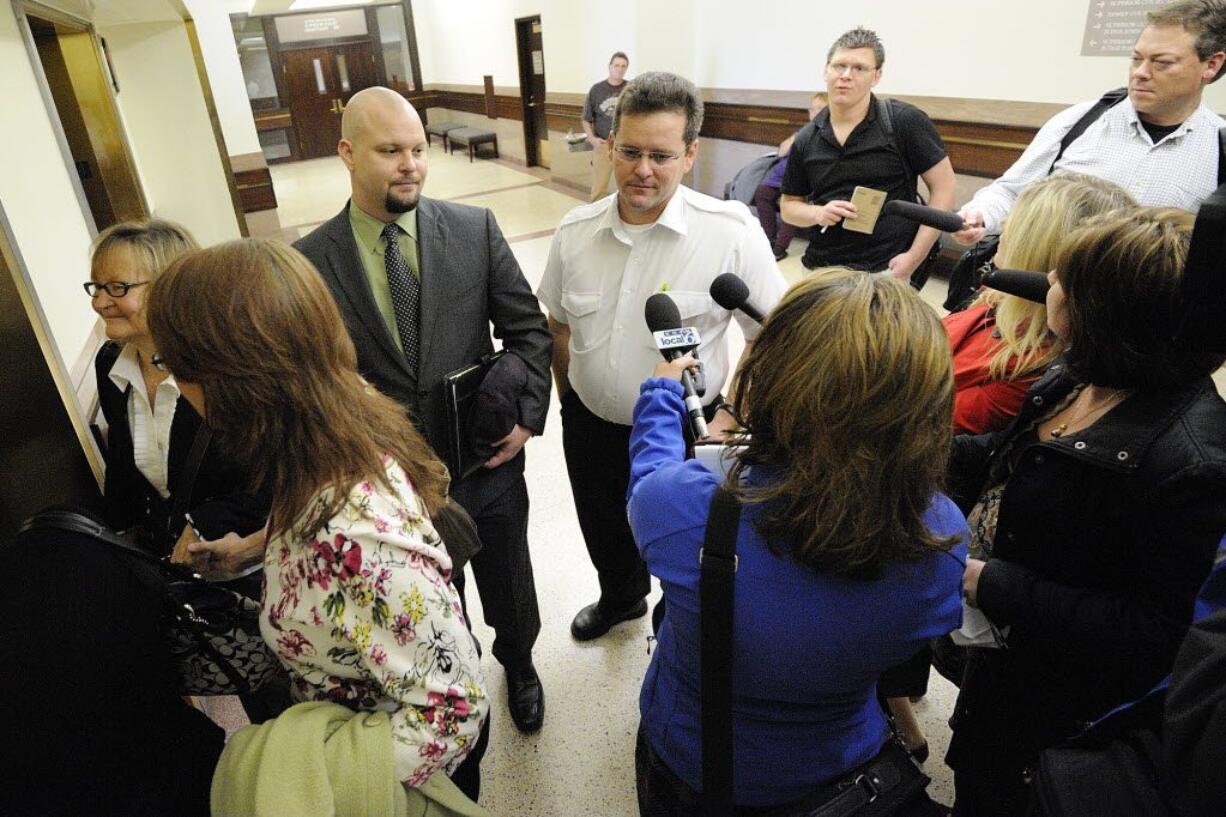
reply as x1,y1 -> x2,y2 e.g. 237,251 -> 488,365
147,239 -> 488,793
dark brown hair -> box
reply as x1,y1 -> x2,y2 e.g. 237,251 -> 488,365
1056,207 -> 1218,390
146,239 -> 448,539
726,269 -> 957,579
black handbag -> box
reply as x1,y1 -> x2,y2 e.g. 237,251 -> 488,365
20,507 -> 279,696
700,486 -> 934,817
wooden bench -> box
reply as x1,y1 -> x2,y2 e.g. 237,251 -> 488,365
447,127 -> 499,162
425,121 -> 463,150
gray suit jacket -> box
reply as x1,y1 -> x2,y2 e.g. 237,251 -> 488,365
294,198 -> 551,514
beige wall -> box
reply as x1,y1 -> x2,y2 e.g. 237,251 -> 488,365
101,20 -> 242,247
184,0 -> 263,157
415,0 -> 1226,112
0,5 -> 99,381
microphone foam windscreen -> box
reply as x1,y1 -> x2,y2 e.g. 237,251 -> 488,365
644,291 -> 682,333
710,273 -> 750,312
882,200 -> 966,233
980,268 -> 1050,304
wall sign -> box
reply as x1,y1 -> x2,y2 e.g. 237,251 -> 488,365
275,9 -> 368,44
1081,0 -> 1171,57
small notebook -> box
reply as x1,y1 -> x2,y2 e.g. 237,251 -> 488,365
842,185 -> 888,234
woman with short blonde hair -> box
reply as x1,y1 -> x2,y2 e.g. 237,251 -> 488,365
88,218 -> 266,558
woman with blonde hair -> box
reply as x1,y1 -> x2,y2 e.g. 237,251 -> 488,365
146,238 -> 488,794
949,207 -> 1226,815
629,269 -> 966,813
87,219 -> 267,559
944,173 -> 1136,434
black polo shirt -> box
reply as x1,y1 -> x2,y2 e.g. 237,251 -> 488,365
781,95 -> 947,272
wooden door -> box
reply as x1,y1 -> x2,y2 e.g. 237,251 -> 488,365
282,47 -> 343,159
515,16 -> 549,168
283,43 -> 379,160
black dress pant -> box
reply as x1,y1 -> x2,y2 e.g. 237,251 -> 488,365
560,389 -> 651,613
452,472 -> 540,670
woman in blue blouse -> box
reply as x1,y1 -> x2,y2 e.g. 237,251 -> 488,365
628,269 -> 967,813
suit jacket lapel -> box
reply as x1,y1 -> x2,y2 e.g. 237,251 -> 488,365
415,197 -> 448,372
323,203 -> 416,383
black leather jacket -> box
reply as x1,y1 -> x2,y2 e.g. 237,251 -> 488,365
945,362 -> 1226,776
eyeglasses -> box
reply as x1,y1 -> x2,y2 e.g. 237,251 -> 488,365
612,145 -> 683,167
83,280 -> 149,298
826,62 -> 875,77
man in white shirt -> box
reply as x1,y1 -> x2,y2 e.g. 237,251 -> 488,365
954,0 -> 1226,245
537,72 -> 788,642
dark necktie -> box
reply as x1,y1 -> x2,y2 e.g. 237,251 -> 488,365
382,222 -> 421,372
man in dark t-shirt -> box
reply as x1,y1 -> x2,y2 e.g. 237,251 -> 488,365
781,28 -> 955,277
582,51 -> 629,202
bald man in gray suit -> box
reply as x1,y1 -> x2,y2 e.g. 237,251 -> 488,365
294,88 -> 552,739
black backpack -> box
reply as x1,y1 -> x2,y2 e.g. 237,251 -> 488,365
943,88 -> 1226,312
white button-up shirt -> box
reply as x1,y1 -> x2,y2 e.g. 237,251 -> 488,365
966,97 -> 1225,233
537,185 -> 788,425
108,343 -> 181,499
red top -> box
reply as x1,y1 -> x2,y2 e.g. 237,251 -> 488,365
943,303 -> 1043,436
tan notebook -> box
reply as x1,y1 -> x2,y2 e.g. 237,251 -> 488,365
842,186 -> 887,235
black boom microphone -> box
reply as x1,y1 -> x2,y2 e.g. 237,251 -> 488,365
881,200 -> 967,233
644,292 -> 708,439
709,272 -> 764,324
980,268 -> 1050,304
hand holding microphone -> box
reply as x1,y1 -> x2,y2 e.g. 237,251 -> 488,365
645,292 -> 708,440
952,209 -> 987,246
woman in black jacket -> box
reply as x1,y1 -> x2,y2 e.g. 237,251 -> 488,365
947,206 -> 1226,816
88,219 -> 267,563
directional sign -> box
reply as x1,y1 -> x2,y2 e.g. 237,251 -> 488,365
1081,0 -> 1172,56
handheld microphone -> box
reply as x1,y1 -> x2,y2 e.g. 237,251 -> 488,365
980,268 -> 1050,304
881,200 -> 967,233
644,292 -> 708,440
710,272 -> 764,324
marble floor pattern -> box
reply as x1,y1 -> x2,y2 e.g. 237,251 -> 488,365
213,148 -> 967,814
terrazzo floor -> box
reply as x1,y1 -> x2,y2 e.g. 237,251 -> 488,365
211,147 -> 968,815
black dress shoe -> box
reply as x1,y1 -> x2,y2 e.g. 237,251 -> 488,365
570,599 -> 649,641
506,663 -> 544,733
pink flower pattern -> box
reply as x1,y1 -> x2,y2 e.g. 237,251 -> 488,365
260,459 -> 488,786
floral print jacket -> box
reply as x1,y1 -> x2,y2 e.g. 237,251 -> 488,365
260,456 -> 488,786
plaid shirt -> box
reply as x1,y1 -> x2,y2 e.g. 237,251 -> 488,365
967,97 -> 1224,233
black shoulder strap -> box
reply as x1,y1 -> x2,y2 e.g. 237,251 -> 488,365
877,96 -> 921,203
171,423 -> 213,532
701,484 -> 741,817
1050,87 -> 1128,174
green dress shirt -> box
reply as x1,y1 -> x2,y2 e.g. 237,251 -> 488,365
348,203 -> 420,354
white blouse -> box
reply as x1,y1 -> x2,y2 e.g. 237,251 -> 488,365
107,343 -> 180,498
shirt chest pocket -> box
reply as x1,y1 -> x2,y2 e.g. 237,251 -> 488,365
643,290 -> 716,350
561,289 -> 607,353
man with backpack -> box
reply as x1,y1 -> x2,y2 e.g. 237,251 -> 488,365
954,0 -> 1226,248
779,27 -> 956,282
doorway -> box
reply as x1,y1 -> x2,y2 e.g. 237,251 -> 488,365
282,42 -> 377,160
23,7 -> 147,233
515,16 -> 549,168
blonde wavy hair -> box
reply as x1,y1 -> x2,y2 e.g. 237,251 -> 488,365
975,173 -> 1136,381
726,269 -> 957,579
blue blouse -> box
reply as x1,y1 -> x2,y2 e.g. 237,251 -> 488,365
628,379 -> 967,806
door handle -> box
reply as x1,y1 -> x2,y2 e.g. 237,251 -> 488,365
331,98 -> 346,114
